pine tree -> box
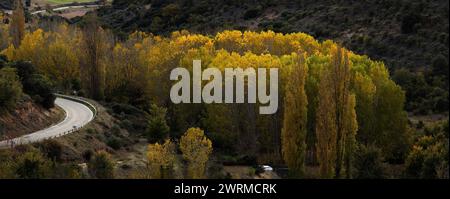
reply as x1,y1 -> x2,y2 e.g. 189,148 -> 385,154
146,104 -> 170,143
281,52 -> 308,177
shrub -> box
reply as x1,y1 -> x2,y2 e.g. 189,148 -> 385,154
37,140 -> 63,162
0,150 -> 16,179
23,74 -> 56,109
10,61 -> 36,81
15,149 -> 52,179
0,67 -> 23,111
89,151 -> 114,179
82,150 -> 94,162
405,129 -> 448,179
8,61 -> 55,109
404,146 -> 425,178
354,145 -> 385,179
51,163 -> 82,179
107,137 -> 123,150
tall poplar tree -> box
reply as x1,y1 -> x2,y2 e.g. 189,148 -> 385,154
316,45 -> 358,178
80,13 -> 107,100
10,0 -> 25,48
281,52 -> 308,177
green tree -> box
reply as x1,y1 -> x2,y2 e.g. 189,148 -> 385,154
146,104 -> 170,143
370,65 -> 411,163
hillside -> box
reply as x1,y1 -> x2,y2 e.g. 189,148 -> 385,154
94,0 -> 449,114
97,0 -> 448,71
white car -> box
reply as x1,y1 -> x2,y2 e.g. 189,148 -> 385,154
261,165 -> 273,171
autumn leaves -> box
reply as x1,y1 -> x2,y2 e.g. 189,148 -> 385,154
0,21 -> 409,178
315,47 -> 357,178
147,128 -> 212,179
281,44 -> 408,178
281,46 -> 357,178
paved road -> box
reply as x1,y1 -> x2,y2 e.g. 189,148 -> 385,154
0,97 -> 94,149
31,5 -> 102,15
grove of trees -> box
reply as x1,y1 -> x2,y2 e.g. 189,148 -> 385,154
0,12 -> 443,178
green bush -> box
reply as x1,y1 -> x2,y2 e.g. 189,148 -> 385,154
82,149 -> 94,162
51,163 -> 82,179
354,145 -> 385,179
9,61 -> 56,109
37,140 -> 63,162
0,150 -> 16,179
23,74 -> 56,109
89,151 -> 114,179
0,67 -> 23,111
15,149 -> 52,179
405,124 -> 449,179
107,137 -> 123,150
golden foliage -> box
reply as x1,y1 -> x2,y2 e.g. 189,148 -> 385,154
281,52 -> 309,177
146,139 -> 176,179
180,127 -> 213,179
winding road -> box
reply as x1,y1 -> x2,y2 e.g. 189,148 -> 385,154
0,97 -> 95,149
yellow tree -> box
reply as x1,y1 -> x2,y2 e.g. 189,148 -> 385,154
147,139 -> 176,179
180,128 -> 213,179
343,93 -> 357,178
4,29 -> 45,63
315,45 -> 358,178
281,52 -> 308,177
10,0 -> 25,48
